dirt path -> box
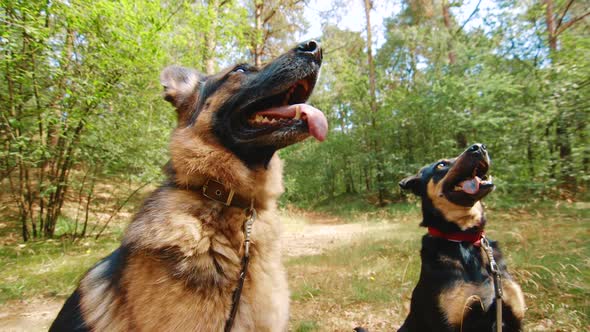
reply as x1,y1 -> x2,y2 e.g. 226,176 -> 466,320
0,298 -> 61,332
0,215 -> 387,331
283,222 -> 396,257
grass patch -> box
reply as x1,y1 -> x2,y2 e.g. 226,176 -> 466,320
311,193 -> 421,223
0,232 -> 122,303
287,218 -> 420,330
294,320 -> 320,332
291,281 -> 322,301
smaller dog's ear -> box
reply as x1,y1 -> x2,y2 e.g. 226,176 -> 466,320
160,66 -> 201,108
399,174 -> 422,195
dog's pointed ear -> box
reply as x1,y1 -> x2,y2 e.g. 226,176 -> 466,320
160,66 -> 202,108
399,174 -> 422,195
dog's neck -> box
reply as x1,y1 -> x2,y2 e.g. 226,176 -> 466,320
166,129 -> 285,211
420,198 -> 486,234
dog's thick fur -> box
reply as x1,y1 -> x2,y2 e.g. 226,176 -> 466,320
398,144 -> 525,332
50,41 -> 324,331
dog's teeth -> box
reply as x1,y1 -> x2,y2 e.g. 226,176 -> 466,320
480,176 -> 493,185
294,108 -> 301,120
270,118 -> 277,124
454,185 -> 462,191
255,115 -> 263,123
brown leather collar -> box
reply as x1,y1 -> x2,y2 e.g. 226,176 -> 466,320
200,178 -> 252,209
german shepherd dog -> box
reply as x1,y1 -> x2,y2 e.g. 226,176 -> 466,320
397,144 -> 525,332
50,40 -> 327,331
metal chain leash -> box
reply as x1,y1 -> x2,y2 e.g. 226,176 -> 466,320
481,236 -> 503,332
224,205 -> 256,332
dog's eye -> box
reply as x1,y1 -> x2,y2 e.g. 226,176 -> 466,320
233,66 -> 247,73
436,162 -> 447,169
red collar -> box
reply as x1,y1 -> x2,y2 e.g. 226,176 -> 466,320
427,227 -> 484,247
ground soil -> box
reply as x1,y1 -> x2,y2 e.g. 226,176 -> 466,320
0,213 -> 382,331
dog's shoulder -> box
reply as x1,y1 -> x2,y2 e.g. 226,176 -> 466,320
124,185 -> 220,251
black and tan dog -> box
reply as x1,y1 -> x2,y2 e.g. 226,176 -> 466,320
398,144 -> 525,332
50,40 -> 327,331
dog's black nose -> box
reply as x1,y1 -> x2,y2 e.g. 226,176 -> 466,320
297,40 -> 322,62
468,143 -> 486,155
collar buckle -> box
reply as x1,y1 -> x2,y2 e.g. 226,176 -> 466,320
202,178 -> 235,206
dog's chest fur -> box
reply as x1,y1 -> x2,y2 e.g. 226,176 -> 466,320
406,236 -> 525,331
76,166 -> 289,331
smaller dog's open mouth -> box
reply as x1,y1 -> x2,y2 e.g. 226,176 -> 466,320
452,160 -> 494,195
244,77 -> 328,141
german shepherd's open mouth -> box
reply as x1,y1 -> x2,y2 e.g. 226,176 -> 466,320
196,40 -> 328,165
236,70 -> 325,141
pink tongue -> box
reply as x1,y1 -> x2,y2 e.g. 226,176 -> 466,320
461,178 -> 480,194
259,104 -> 328,141
298,104 -> 328,141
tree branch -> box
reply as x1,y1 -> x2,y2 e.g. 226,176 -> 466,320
95,180 -> 151,239
154,2 -> 185,33
555,0 -> 575,32
556,11 -> 590,36
263,8 -> 277,25
455,0 -> 482,35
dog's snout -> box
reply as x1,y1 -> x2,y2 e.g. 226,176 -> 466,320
297,40 -> 319,53
468,143 -> 488,157
297,40 -> 322,62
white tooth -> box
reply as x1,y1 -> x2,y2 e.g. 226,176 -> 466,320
270,118 -> 277,124
255,115 -> 263,122
294,108 -> 301,120
262,116 -> 269,123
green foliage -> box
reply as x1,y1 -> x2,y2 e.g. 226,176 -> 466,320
281,0 -> 589,206
0,0 -> 296,240
1,0 -> 588,241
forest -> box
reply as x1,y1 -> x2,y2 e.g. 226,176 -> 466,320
1,1 -> 589,331
1,0 -> 588,240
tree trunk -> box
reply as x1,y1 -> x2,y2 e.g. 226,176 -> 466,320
363,0 -> 386,206
204,0 -> 219,75
544,0 -> 557,51
253,1 -> 263,67
364,166 -> 371,192
442,0 -> 456,64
